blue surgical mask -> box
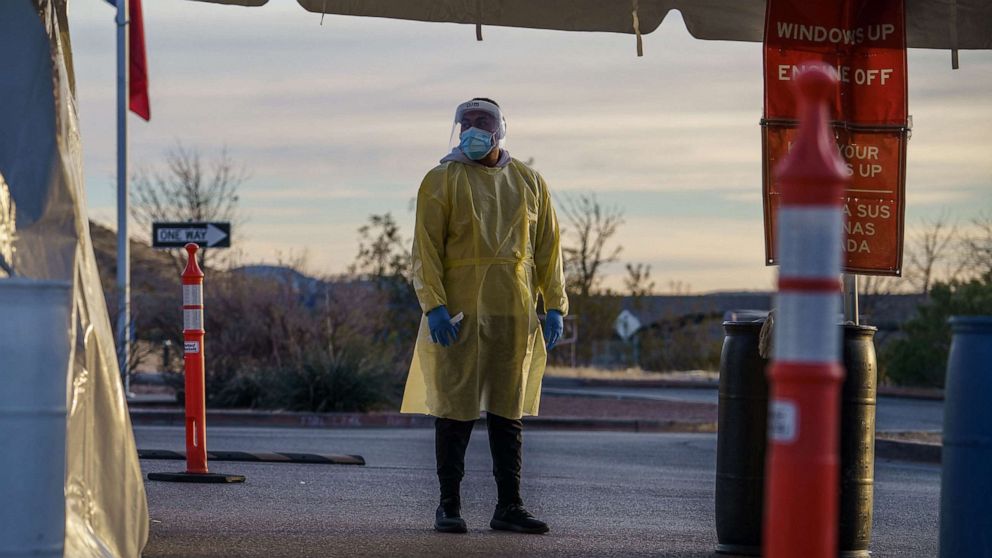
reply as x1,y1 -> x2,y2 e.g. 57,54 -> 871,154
459,127 -> 495,160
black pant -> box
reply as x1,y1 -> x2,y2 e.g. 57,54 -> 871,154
435,413 -> 523,508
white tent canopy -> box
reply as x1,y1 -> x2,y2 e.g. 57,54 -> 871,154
190,0 -> 992,50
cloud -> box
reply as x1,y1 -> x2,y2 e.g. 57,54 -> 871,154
69,0 -> 992,291
577,215 -> 776,293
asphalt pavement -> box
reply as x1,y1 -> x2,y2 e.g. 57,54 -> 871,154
137,426 -> 940,557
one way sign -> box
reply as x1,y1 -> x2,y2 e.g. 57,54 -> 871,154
152,222 -> 231,248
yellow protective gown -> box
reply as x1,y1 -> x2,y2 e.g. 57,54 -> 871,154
401,157 -> 569,421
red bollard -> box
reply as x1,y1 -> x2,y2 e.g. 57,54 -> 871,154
763,65 -> 848,557
182,243 -> 208,474
147,243 -> 244,484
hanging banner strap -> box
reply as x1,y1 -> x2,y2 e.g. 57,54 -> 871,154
632,0 -> 643,57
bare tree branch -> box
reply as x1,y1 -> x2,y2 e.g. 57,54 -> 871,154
349,213 -> 411,284
962,210 -> 992,281
905,212 -> 960,295
858,273 -> 901,296
666,280 -> 692,295
624,262 -> 655,297
560,194 -> 624,297
131,142 -> 247,271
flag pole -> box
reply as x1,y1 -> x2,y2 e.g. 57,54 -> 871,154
116,0 -> 132,396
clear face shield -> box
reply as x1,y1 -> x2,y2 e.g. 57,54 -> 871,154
447,100 -> 507,159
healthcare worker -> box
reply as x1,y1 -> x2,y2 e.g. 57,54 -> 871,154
401,98 -> 568,535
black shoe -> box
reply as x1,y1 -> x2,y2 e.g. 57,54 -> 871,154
434,503 -> 467,533
490,503 -> 549,534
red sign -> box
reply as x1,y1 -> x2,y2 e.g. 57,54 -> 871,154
763,125 -> 907,273
764,1 -> 907,125
762,0 -> 908,275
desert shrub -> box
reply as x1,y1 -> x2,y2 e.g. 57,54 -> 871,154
551,293 -> 622,366
129,263 -> 419,409
638,317 -> 723,372
881,275 -> 992,387
202,271 -> 321,401
214,344 -> 403,412
209,368 -> 266,408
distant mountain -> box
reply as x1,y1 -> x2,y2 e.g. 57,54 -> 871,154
231,264 -> 321,289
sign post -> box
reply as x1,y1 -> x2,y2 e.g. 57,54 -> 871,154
116,0 -> 129,397
614,310 -> 643,367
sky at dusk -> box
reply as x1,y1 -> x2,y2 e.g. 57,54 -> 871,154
68,0 -> 992,293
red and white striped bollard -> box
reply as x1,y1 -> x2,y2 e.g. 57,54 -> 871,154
763,64 -> 848,558
147,243 -> 244,483
182,242 -> 209,474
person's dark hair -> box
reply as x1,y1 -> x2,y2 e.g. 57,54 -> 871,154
472,97 -> 499,107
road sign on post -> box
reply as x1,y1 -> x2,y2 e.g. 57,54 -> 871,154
152,222 -> 231,249
614,310 -> 642,342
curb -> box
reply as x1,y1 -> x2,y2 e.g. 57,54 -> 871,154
130,409 -> 437,429
875,386 -> 945,401
128,408 -> 715,434
875,439 -> 941,464
129,410 -> 940,463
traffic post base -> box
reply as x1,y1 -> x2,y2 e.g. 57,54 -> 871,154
147,471 -> 245,484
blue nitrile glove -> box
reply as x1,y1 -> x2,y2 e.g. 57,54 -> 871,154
544,309 -> 563,351
427,305 -> 460,347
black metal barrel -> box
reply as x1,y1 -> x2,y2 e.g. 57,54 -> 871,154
715,321 -> 768,556
715,321 -> 877,557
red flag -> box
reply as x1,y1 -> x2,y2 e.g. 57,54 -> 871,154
129,0 -> 150,121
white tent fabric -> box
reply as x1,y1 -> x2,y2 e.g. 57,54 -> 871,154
0,1 -> 149,556
193,0 -> 992,50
